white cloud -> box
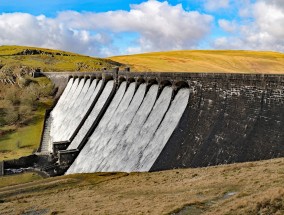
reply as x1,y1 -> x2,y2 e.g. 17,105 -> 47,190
0,13 -> 113,56
218,19 -> 238,33
58,1 -> 213,53
0,1 -> 213,56
237,0 -> 254,17
263,0 -> 284,11
214,0 -> 284,52
203,0 -> 230,11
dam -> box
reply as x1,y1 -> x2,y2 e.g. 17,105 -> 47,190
31,69 -> 284,175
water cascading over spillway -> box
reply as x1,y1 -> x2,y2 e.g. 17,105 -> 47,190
47,78 -> 80,152
40,72 -> 284,174
53,79 -> 102,143
61,79 -> 97,141
120,86 -> 174,172
50,78 -> 80,144
66,83 -> 190,174
106,84 -> 159,172
53,78 -> 88,142
135,88 -> 190,171
51,78 -> 74,119
53,78 -> 80,124
39,78 -> 75,153
67,80 -> 115,150
47,78 -> 103,152
95,83 -> 147,171
67,81 -> 136,173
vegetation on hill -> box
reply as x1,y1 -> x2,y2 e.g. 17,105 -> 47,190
0,45 -> 122,161
0,75 -> 53,160
110,50 -> 284,73
0,158 -> 283,214
0,45 -> 122,74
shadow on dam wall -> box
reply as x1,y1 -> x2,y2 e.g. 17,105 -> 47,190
35,70 -> 284,175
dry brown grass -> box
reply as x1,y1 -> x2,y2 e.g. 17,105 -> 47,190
110,50 -> 284,73
0,158 -> 284,214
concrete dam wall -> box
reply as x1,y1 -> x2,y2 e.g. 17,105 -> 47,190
40,71 -> 284,174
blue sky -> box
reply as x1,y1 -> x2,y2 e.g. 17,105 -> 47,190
0,0 -> 283,56
0,0 -> 146,15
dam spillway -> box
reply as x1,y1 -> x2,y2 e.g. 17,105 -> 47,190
39,71 -> 284,175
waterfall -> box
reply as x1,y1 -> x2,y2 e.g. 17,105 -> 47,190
137,88 -> 189,171
54,79 -> 102,143
50,78 -> 79,140
62,79 -> 98,141
93,83 -> 147,172
103,84 -> 159,172
66,82 -> 134,173
54,79 -> 90,142
121,86 -> 173,172
67,80 -> 114,150
51,78 -> 73,118
55,80 -> 189,174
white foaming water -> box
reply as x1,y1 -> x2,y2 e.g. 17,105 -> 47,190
64,79 -> 101,146
54,78 -> 79,120
104,84 -> 159,172
120,86 -> 173,172
137,88 -> 189,171
94,83 -> 147,172
54,79 -> 89,142
61,79 -> 91,125
66,82 -> 132,174
51,78 -> 73,118
63,79 -> 98,141
67,80 -> 114,150
47,78 -> 74,152
50,78 -> 79,139
56,78 -> 84,128
87,82 -> 136,173
66,85 -> 189,174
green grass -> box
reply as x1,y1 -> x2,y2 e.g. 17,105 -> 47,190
0,172 -> 43,188
0,106 -> 45,161
0,76 -> 53,161
0,45 -> 122,72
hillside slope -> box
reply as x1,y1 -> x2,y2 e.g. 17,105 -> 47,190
110,50 -> 284,73
0,158 -> 284,214
0,45 -> 122,74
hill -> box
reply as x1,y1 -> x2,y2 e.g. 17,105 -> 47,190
110,50 -> 284,73
0,45 -> 122,75
0,158 -> 284,214
0,45 -> 122,161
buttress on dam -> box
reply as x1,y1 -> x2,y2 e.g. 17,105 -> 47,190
36,70 -> 284,175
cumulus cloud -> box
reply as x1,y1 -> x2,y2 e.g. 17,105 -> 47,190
0,13 -> 114,56
0,1 -> 213,56
214,0 -> 284,52
218,19 -> 238,33
237,0 -> 254,17
58,1 -> 213,53
203,0 -> 230,11
263,0 -> 284,11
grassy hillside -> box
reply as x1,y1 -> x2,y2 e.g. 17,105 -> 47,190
0,76 -> 53,161
0,158 -> 284,214
0,45 -> 122,73
110,50 -> 284,73
0,45 -> 122,161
